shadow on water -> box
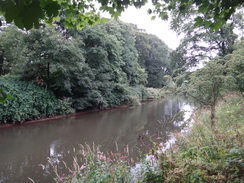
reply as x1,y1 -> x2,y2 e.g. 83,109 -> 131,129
0,98 -> 192,183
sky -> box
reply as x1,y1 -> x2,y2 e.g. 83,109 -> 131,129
100,4 -> 181,50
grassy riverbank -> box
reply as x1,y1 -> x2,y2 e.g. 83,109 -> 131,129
51,92 -> 244,182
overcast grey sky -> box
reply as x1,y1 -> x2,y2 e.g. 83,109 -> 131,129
100,4 -> 181,50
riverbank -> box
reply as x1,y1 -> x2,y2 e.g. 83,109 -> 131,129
0,77 -> 163,125
52,92 -> 244,182
0,98 -> 157,130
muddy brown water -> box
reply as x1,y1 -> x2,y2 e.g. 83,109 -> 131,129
0,99 -> 191,183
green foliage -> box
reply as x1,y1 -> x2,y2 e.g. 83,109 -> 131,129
225,39 -> 244,92
79,20 -> 148,86
134,31 -> 171,88
0,87 -> 13,103
183,60 -> 234,107
171,22 -> 238,70
160,0 -> 243,32
1,0 -> 242,31
170,93 -> 244,182
18,27 -> 87,97
0,26 -> 26,75
0,76 -> 74,123
180,58 -> 236,127
0,0 -> 102,30
0,20 -> 168,116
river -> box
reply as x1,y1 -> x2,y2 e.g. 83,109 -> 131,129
0,98 -> 192,183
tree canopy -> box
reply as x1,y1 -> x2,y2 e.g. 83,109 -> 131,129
0,0 -> 243,30
0,20 -> 172,121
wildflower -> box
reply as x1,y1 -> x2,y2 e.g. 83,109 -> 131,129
97,154 -> 107,160
119,155 -> 127,160
80,165 -> 86,170
82,151 -> 88,157
106,158 -> 112,162
60,174 -> 66,181
71,172 -> 76,179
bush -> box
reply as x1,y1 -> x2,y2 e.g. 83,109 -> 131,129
0,76 -> 74,123
72,85 -> 161,111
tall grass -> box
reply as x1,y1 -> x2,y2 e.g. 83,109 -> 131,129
155,92 -> 244,182
49,143 -> 133,183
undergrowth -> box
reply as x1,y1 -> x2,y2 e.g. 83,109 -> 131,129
0,76 -> 74,123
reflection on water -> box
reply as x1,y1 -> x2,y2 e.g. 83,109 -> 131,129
0,98 -> 192,183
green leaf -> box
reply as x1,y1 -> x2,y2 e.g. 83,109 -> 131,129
151,16 -> 156,20
3,1 -> 19,23
203,20 -> 212,28
6,94 -> 14,100
44,1 -> 60,17
198,5 -> 208,13
194,16 -> 203,26
100,18 -> 108,24
20,0 -> 43,30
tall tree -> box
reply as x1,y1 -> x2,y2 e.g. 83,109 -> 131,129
13,27 -> 88,97
135,31 -> 171,88
0,26 -> 25,75
225,39 -> 244,92
171,22 -> 238,70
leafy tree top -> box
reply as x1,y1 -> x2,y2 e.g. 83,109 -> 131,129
0,0 -> 243,30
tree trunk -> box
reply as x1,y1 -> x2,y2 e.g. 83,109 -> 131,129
210,83 -> 217,129
210,104 -> 215,129
46,62 -> 50,115
46,62 -> 50,89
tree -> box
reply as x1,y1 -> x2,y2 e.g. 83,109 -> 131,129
20,27 -> 88,96
134,31 -> 171,88
225,39 -> 244,92
0,26 -> 25,75
156,0 -> 244,32
167,10 -> 243,92
0,0 -> 243,30
182,59 -> 235,128
171,21 -> 239,71
0,0 -> 101,30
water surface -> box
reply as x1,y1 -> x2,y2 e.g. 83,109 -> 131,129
0,99 -> 191,183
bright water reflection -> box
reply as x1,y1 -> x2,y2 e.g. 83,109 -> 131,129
0,98 -> 192,183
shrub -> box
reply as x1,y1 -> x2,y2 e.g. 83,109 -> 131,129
72,85 -> 160,111
0,76 -> 74,123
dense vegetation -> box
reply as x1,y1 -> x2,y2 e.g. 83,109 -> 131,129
0,20 -> 171,123
44,10 -> 243,182
0,76 -> 74,123
0,0 -> 243,182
